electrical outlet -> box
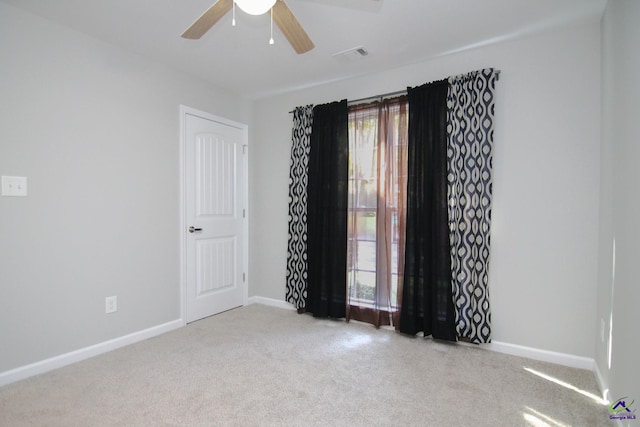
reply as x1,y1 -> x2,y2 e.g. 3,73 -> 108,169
105,296 -> 117,314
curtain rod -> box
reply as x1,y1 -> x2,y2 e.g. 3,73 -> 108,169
288,90 -> 405,114
288,70 -> 501,113
347,89 -> 407,106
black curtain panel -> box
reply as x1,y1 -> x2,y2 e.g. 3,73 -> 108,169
305,100 -> 349,318
399,80 -> 456,341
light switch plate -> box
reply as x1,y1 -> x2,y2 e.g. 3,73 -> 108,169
1,176 -> 28,197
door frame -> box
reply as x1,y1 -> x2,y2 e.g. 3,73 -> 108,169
179,105 -> 249,325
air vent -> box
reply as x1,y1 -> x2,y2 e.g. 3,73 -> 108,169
332,46 -> 369,61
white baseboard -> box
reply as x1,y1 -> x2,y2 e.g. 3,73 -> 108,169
593,365 -> 624,427
484,341 -> 595,370
593,360 -> 611,401
246,298 -> 598,372
0,297 -> 605,400
1,300 -> 293,388
247,297 -> 600,373
0,319 -> 183,387
247,296 -> 297,311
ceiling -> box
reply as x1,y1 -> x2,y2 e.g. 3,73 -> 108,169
2,0 -> 606,99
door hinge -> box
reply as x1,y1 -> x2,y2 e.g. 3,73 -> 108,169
243,209 -> 246,218
242,144 -> 248,155
243,272 -> 246,282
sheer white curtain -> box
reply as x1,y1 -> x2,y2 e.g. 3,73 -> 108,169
347,97 -> 408,328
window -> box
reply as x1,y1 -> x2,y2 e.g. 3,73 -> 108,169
347,97 -> 408,326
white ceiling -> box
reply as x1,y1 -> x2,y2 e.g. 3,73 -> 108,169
2,0 -> 606,99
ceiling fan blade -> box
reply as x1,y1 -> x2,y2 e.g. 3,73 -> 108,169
273,0 -> 315,54
181,0 -> 233,40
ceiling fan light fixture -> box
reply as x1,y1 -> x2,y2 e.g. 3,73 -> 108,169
234,0 -> 277,16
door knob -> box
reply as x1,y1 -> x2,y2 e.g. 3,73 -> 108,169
188,226 -> 203,233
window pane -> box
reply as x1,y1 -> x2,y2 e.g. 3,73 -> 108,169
355,241 -> 376,272
390,274 -> 399,309
355,210 -> 376,241
348,270 -> 376,303
391,242 -> 398,273
347,239 -> 355,270
347,239 -> 376,271
356,179 -> 377,208
391,211 -> 398,243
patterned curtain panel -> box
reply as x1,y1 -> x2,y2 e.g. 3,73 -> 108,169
446,68 -> 498,343
285,105 -> 313,310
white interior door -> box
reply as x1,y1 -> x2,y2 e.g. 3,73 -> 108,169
183,108 -> 247,323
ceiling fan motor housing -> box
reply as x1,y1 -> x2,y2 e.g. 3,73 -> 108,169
235,0 -> 277,16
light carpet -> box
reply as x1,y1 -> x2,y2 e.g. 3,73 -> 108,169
0,304 -> 611,426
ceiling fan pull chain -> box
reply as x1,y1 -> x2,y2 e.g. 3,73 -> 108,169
232,1 -> 236,27
269,7 -> 275,45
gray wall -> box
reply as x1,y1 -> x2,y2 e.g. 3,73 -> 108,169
0,3 -> 251,372
251,20 -> 602,358
4,0 -> 634,391
596,0 -> 640,409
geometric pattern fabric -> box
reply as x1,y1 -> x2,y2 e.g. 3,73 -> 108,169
446,68 -> 498,343
285,105 -> 313,310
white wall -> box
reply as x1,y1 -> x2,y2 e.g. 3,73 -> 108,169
596,0 -> 640,410
250,20 -> 602,358
0,3 -> 251,373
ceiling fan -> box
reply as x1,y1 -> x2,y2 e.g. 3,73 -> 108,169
181,0 -> 315,54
